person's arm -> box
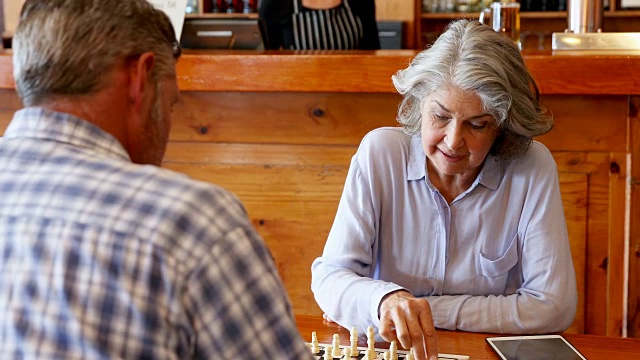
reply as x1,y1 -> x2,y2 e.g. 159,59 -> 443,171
422,149 -> 577,334
185,224 -> 313,359
356,0 -> 380,49
311,135 -> 438,360
259,0 -> 285,49
312,156 -> 404,331
259,0 -> 297,49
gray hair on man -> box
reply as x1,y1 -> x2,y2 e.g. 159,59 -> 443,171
12,0 -> 181,107
392,19 -> 553,160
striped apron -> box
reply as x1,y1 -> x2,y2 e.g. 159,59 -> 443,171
291,0 -> 364,50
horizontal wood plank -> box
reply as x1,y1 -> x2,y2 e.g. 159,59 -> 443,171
2,51 -> 640,94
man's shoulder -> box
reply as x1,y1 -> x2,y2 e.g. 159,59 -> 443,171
123,163 -> 243,215
109,163 -> 252,253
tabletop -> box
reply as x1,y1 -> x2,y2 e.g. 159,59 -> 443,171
295,315 -> 640,359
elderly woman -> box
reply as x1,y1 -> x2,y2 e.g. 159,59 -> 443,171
311,19 -> 577,360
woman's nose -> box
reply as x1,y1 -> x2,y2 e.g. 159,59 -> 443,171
444,123 -> 464,150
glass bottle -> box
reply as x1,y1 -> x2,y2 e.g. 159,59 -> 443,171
185,0 -> 199,14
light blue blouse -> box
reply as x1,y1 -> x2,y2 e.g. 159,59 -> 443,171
311,127 -> 577,336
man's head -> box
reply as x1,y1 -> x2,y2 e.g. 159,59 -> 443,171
12,0 -> 182,165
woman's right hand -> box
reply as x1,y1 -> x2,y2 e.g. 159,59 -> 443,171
378,290 -> 439,360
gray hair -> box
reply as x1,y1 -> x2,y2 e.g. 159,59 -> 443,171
13,0 -> 181,107
392,19 -> 553,160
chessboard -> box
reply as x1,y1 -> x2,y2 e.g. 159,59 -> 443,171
306,326 -> 469,360
307,342 -> 470,360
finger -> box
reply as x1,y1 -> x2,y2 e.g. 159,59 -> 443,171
418,305 -> 438,360
322,313 -> 335,323
406,317 -> 427,360
378,315 -> 398,343
388,310 -> 412,350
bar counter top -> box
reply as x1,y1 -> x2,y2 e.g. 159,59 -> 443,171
1,49 -> 640,94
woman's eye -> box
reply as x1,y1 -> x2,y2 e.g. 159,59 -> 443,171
433,114 -> 448,121
469,122 -> 487,130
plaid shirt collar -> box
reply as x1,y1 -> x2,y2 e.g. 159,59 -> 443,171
4,107 -> 131,162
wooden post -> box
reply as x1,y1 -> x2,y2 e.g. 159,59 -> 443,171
628,96 -> 640,338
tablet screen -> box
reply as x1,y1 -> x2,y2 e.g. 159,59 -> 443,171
486,335 -> 586,360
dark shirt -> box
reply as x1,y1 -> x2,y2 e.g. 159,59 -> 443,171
259,0 -> 380,50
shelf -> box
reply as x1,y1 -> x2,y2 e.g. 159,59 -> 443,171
420,11 -> 567,19
604,10 -> 640,17
420,10 -> 640,19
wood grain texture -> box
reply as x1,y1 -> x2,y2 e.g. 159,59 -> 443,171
2,50 -> 640,94
557,172 -> 587,334
296,315 -> 640,359
629,96 -> 640,338
608,152 -> 628,336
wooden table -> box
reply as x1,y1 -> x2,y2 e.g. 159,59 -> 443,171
295,315 -> 640,359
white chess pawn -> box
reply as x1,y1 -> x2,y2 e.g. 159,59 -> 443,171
383,351 -> 391,360
311,331 -> 320,354
366,326 -> 375,351
349,327 -> 359,357
405,349 -> 414,360
389,341 -> 397,360
364,348 -> 377,360
323,345 -> 333,360
341,347 -> 352,359
332,334 -> 342,358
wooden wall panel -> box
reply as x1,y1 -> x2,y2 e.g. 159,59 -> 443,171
538,96 -> 628,153
170,92 -> 401,145
0,89 -> 19,134
608,152 -> 628,336
557,172 -> 588,334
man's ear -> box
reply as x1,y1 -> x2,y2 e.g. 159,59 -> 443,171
128,52 -> 156,111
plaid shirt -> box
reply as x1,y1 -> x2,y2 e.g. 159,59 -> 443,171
0,108 -> 313,360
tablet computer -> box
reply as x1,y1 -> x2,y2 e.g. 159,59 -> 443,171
486,335 -> 586,360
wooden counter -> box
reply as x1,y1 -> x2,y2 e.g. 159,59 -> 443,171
1,50 -> 639,338
3,50 -> 640,94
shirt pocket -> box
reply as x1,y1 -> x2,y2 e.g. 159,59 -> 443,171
477,233 -> 519,278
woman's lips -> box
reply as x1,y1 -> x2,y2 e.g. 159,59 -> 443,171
439,149 -> 465,162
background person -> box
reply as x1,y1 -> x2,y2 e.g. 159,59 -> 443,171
0,1 -> 313,359
259,0 -> 380,50
311,19 -> 577,360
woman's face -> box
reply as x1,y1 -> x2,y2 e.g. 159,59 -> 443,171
420,86 -> 500,184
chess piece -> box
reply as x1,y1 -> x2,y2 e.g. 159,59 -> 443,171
349,327 -> 358,356
341,347 -> 352,359
311,331 -> 320,354
365,326 -> 376,360
364,348 -> 377,360
390,340 -> 397,360
332,334 -> 342,358
383,351 -> 391,360
405,350 -> 414,360
366,326 -> 375,350
323,345 -> 332,360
